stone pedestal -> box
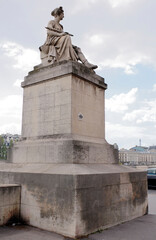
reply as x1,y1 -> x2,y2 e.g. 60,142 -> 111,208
8,60 -> 118,164
1,60 -> 147,238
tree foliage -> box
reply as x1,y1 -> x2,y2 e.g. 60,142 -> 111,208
0,136 -> 7,160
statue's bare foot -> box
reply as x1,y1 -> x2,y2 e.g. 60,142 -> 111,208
83,61 -> 98,69
47,56 -> 57,64
48,56 -> 53,62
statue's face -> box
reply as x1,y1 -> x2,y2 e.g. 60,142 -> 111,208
59,12 -> 64,20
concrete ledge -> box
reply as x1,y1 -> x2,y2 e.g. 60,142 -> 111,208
0,162 -> 147,175
22,60 -> 107,89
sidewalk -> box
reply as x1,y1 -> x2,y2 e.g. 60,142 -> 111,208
0,214 -> 156,240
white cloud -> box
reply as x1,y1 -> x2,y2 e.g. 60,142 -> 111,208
106,121 -> 145,138
100,58 -> 136,74
71,0 -> 99,13
99,53 -> 148,74
0,123 -> 21,135
153,84 -> 156,92
0,95 -> 22,118
71,0 -> 136,13
13,79 -> 23,88
105,121 -> 147,148
89,34 -> 104,46
0,42 -> 40,71
123,99 -> 156,124
0,95 -> 22,135
123,109 -> 145,122
108,0 -> 135,8
106,121 -> 156,149
106,88 -> 138,113
84,32 -> 151,74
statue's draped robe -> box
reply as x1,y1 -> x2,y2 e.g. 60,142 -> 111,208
41,20 -> 78,62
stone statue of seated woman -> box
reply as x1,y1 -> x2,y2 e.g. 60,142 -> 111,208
39,6 -> 98,70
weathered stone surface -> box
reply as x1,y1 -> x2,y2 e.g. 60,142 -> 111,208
8,138 -> 118,164
4,61 -> 148,238
21,62 -> 106,141
0,162 -> 145,175
9,61 -> 111,164
0,164 -> 147,238
22,61 -> 106,89
21,67 -> 106,141
0,184 -> 21,226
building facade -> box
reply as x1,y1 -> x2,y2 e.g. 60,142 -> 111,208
119,146 -> 156,166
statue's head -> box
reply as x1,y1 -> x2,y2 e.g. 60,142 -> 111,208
51,6 -> 64,18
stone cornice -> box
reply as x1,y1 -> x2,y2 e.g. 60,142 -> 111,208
22,60 -> 107,89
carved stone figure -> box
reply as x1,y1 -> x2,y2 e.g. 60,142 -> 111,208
39,6 -> 98,69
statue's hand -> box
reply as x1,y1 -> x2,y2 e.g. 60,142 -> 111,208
59,32 -> 67,36
65,32 -> 74,37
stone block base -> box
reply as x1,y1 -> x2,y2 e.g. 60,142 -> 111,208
0,163 -> 148,238
8,137 -> 118,164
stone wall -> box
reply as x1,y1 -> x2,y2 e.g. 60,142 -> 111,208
0,184 -> 21,225
0,164 -> 148,238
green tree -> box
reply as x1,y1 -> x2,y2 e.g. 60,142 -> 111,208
0,136 -> 7,160
0,136 -> 4,147
9,139 -> 13,148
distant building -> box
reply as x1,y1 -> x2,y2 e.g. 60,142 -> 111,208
119,145 -> 156,166
129,146 -> 148,153
148,146 -> 156,153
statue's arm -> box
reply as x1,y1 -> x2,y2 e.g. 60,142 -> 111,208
46,27 -> 65,37
46,27 -> 73,37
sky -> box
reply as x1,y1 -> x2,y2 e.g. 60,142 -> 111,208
0,0 -> 156,149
